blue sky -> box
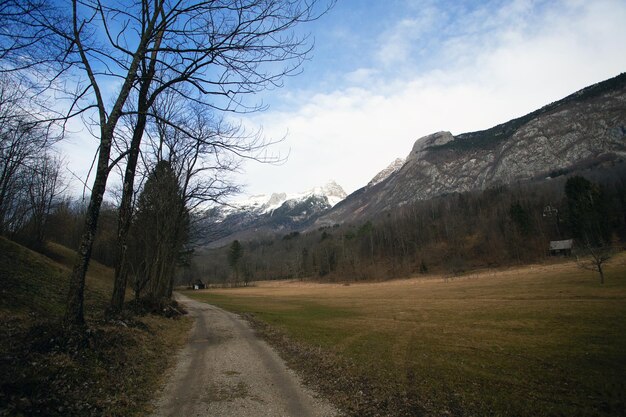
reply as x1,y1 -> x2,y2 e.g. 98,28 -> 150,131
226,0 -> 626,198
60,0 -> 626,199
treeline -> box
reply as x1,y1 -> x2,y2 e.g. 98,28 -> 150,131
0,77 -> 64,251
1,70 -> 196,309
194,163 -> 626,284
5,170 -> 191,299
43,165 -> 191,303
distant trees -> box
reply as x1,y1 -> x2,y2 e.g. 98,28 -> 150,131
0,76 -> 63,248
45,198 -> 85,250
20,155 -> 65,249
565,176 -> 610,245
509,201 -> 532,236
565,176 -> 613,283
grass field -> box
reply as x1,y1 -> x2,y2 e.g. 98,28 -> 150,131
0,237 -> 191,417
187,255 -> 626,416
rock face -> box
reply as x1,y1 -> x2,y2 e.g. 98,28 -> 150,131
367,158 -> 405,187
316,73 -> 626,226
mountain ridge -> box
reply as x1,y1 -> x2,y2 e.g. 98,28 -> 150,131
367,158 -> 406,188
202,181 -> 347,246
228,180 -> 346,215
314,72 -> 626,227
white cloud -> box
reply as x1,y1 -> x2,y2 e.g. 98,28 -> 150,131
343,68 -> 380,85
236,0 -> 626,197
376,14 -> 436,65
57,116 -> 100,197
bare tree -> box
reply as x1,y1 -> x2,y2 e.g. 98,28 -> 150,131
24,154 -> 65,248
0,77 -> 60,236
565,176 -> 613,284
110,87 -> 280,311
577,242 -> 612,284
1,0 -> 333,325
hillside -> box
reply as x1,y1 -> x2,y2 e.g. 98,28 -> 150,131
0,239 -> 109,316
0,238 -> 190,417
316,73 -> 626,226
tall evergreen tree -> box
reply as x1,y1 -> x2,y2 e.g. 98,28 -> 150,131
127,161 -> 189,302
228,240 -> 243,284
565,176 -> 609,245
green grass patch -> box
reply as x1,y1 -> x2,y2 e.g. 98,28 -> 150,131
187,256 -> 626,416
1,238 -> 70,315
0,238 -> 115,316
190,292 -> 357,348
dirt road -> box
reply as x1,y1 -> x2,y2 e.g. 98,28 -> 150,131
151,294 -> 339,417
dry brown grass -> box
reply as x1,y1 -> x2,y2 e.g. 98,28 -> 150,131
0,237 -> 192,417
188,253 -> 626,416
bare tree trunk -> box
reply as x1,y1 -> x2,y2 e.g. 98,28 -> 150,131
598,264 -> 605,285
64,133 -> 112,325
64,0 -> 156,325
110,22 -> 164,314
64,62 -> 147,325
109,115 -> 146,313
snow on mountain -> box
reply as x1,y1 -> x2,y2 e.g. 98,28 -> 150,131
367,158 -> 405,187
297,181 -> 347,207
202,181 -> 348,245
230,181 -> 347,215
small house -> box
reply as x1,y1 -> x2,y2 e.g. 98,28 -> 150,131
549,239 -> 574,256
191,279 -> 206,290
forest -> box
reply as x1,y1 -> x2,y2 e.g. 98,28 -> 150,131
192,162 -> 626,285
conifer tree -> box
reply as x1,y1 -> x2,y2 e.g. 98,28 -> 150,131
127,161 -> 189,301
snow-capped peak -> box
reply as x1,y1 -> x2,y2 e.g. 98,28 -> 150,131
306,180 -> 347,207
368,158 -> 405,187
231,181 -> 347,214
266,192 -> 287,207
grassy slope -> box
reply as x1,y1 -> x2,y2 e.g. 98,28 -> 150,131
187,255 -> 626,416
1,240 -> 109,317
0,237 -> 191,417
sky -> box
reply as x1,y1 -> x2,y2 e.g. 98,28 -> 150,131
60,0 -> 626,200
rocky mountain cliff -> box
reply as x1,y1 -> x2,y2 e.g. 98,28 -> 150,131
367,158 -> 405,187
316,73 -> 626,226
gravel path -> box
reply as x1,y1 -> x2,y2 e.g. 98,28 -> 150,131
151,294 -> 339,417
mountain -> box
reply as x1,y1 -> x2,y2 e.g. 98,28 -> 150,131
202,181 -> 347,246
315,73 -> 626,227
226,180 -> 346,215
367,158 -> 405,187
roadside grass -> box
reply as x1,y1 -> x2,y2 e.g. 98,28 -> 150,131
0,237 -> 191,417
187,255 -> 626,416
